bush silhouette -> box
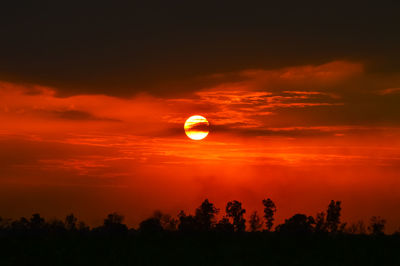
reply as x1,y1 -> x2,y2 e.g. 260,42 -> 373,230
100,212 -> 128,233
178,211 -> 200,233
276,214 -> 315,234
368,216 -> 386,235
215,216 -> 234,233
139,217 -> 163,233
153,211 -> 178,231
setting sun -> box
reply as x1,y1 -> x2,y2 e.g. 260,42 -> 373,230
184,115 -> 209,140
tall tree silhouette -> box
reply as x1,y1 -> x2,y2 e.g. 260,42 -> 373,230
368,216 -> 386,235
226,200 -> 246,232
195,199 -> 219,231
262,198 -> 276,232
326,200 -> 341,233
249,211 -> 263,232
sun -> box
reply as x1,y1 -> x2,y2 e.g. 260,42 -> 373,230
184,115 -> 209,140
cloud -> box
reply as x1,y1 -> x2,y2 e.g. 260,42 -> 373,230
161,61 -> 364,133
378,88 -> 400,95
0,2 -> 400,96
3,59 -> 399,140
204,61 -> 363,93
41,110 -> 121,121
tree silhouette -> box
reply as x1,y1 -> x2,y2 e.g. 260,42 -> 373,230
178,211 -> 199,233
139,217 -> 163,233
276,214 -> 315,234
65,213 -> 77,231
102,212 -> 128,233
104,212 -> 124,225
262,198 -> 276,232
249,211 -> 263,232
10,217 -> 29,232
195,199 -> 219,231
215,216 -> 234,233
0,206 -> 399,265
29,213 -> 45,231
314,212 -> 327,233
0,216 -> 11,230
78,221 -> 90,232
0,197 -> 398,242
153,211 -> 178,231
368,216 -> 386,235
338,222 -> 347,233
226,200 -> 246,232
49,218 -> 66,233
326,200 -> 341,233
346,220 -> 366,235
0,217 -> 5,229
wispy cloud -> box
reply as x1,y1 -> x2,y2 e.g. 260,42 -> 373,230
378,88 -> 400,95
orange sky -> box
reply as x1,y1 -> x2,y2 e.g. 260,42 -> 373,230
1,60 -> 400,232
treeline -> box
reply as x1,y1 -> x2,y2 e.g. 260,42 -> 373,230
0,199 -> 395,236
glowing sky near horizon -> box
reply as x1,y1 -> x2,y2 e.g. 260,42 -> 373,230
1,60 -> 400,231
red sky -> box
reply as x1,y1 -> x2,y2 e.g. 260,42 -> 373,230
1,60 -> 400,231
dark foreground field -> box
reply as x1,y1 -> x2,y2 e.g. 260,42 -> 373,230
1,233 -> 399,266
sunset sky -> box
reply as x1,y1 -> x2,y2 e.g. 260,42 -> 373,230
1,2 -> 400,231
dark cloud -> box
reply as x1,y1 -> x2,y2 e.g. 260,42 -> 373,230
43,110 -> 120,121
0,137 -> 117,170
0,1 -> 400,96
186,122 -> 209,132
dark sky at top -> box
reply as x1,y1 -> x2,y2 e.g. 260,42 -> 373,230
1,1 -> 399,96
